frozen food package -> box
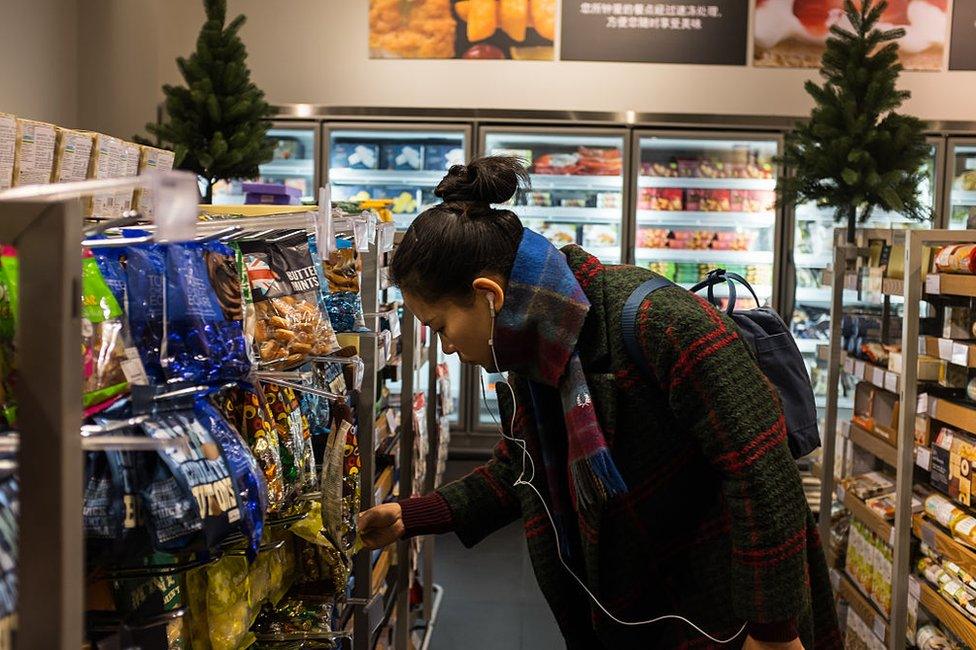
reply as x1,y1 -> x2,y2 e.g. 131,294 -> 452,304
81,251 -> 137,412
935,244 -> 976,274
0,114 -> 15,190
12,119 -> 56,187
239,233 -> 339,368
538,222 -> 578,247
51,128 -> 94,183
133,145 -> 176,218
322,236 -> 367,333
582,225 -> 618,248
85,133 -> 125,217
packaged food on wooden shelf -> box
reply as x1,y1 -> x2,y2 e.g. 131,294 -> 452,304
865,494 -> 922,521
51,128 -> 94,183
132,145 -> 176,218
846,471 -> 895,501
916,623 -> 960,650
924,493 -> 976,548
936,244 -> 976,275
0,113 -> 15,190
845,519 -> 892,616
918,556 -> 976,620
944,306 -> 976,341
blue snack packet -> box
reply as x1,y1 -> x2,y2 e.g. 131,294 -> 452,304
163,242 -> 251,385
194,399 -> 267,560
124,241 -> 167,384
93,246 -> 127,309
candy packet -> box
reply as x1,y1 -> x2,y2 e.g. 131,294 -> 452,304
163,242 -> 251,385
238,233 -> 339,369
260,381 -> 311,502
140,409 -> 240,552
124,240 -> 168,383
81,251 -> 136,412
92,246 -> 127,308
215,384 -> 285,514
206,555 -> 256,650
321,236 -> 367,333
194,399 -> 267,560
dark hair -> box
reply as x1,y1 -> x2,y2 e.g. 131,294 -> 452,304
390,155 -> 529,303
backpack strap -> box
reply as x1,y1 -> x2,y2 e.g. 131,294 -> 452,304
621,276 -> 675,378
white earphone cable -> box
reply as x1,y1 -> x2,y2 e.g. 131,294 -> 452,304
483,300 -> 747,644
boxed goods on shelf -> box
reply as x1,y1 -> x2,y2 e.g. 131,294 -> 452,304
846,519 -> 893,616
12,118 -> 56,187
0,114 -> 14,190
51,128 -> 94,183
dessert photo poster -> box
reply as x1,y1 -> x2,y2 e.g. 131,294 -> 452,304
369,0 -> 556,59
753,0 -> 950,71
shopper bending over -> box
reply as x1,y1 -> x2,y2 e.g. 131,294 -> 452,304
358,156 -> 840,650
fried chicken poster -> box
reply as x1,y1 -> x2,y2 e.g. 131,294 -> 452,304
754,0 -> 949,70
369,0 -> 555,59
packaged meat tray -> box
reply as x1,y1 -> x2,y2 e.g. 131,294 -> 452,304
539,223 -> 578,247
581,225 -> 618,248
533,153 -> 580,175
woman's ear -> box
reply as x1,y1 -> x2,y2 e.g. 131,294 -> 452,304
472,277 -> 504,313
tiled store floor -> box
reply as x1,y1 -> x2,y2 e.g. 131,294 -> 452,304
429,461 -> 564,650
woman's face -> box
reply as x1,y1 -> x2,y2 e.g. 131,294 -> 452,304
402,277 -> 505,370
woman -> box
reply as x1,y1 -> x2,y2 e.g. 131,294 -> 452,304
358,156 -> 840,649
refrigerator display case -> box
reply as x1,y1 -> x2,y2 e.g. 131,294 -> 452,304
213,122 -> 319,204
945,139 -> 976,230
631,132 -> 782,311
786,139 -> 943,412
480,127 -> 629,264
324,124 -> 471,230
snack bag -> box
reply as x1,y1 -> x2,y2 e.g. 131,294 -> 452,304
140,409 -> 240,552
206,555 -> 255,650
216,384 -> 285,514
163,242 -> 251,385
322,236 -> 367,333
239,233 -> 338,369
260,382 -> 310,501
184,566 -> 211,649
194,399 -> 267,560
124,241 -> 168,383
0,252 -> 16,430
93,246 -> 128,309
81,251 -> 134,412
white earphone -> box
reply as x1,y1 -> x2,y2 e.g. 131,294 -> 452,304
481,293 -> 746,644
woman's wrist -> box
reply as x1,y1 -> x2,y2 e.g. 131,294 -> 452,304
397,492 -> 455,537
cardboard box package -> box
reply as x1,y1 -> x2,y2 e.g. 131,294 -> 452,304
0,114 -> 15,190
132,145 -> 176,218
85,133 -> 125,217
51,128 -> 94,183
12,119 -> 56,186
116,141 -> 141,213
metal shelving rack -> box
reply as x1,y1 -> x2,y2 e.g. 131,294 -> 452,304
820,227 -> 976,650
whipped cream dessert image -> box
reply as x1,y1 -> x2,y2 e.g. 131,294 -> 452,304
754,0 -> 948,70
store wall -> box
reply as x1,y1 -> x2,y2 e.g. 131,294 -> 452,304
0,0 -> 79,126
78,0 -> 976,141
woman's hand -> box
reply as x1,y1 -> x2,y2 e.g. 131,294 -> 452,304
742,636 -> 804,650
357,502 -> 405,550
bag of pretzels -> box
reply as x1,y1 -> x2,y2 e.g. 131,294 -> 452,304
238,233 -> 339,369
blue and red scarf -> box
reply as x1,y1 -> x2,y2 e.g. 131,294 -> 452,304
494,229 -> 627,539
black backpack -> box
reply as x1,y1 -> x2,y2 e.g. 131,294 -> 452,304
621,269 -> 820,460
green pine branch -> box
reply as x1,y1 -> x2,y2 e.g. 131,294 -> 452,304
138,0 -> 273,202
777,0 -> 930,242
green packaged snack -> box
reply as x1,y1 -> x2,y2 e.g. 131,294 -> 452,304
81,251 -> 135,413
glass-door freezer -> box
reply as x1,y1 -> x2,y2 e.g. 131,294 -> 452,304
213,121 -> 320,205
786,139 -> 943,414
324,123 -> 471,230
475,126 -> 628,429
944,138 -> 976,230
631,132 -> 782,311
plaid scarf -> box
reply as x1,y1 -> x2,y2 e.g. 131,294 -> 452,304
494,229 -> 627,547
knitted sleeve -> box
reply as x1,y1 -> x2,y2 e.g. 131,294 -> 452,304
635,287 -> 810,627
434,436 -> 522,547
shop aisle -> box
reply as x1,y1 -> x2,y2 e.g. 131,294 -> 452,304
431,461 -> 563,650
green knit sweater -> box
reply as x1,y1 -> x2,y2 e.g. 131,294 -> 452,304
401,246 -> 840,649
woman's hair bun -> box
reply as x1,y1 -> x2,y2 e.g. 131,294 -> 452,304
434,155 -> 530,206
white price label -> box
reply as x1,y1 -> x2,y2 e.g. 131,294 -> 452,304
884,372 -> 899,393
909,575 -> 921,601
920,441 -> 936,465
939,338 -> 955,361
873,616 -> 887,641
953,341 -> 972,367
888,527 -> 896,547
855,360 -> 866,379
917,393 -> 930,415
873,367 -> 886,387
926,273 -> 942,294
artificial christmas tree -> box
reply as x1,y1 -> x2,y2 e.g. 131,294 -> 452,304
778,0 -> 930,243
140,0 -> 274,203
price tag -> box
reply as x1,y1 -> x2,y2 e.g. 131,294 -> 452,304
884,372 -> 899,393
908,575 -> 921,601
888,526 -> 896,547
939,338 -> 955,361
953,341 -> 973,367
926,273 -> 942,294
153,171 -> 198,241
873,615 -> 887,641
917,393 -> 930,415
316,185 -> 334,254
919,440 -> 935,464
873,367 -> 886,388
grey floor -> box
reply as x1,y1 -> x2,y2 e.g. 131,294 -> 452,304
429,460 -> 564,650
